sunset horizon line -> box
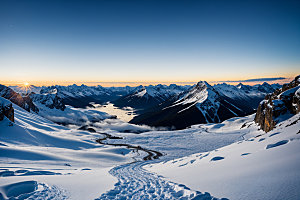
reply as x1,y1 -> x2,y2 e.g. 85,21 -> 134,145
1,76 -> 295,87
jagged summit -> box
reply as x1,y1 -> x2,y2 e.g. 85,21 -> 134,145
236,83 -> 243,89
173,81 -> 216,106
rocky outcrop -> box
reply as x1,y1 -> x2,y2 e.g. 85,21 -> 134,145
0,97 -> 14,122
255,75 -> 300,132
0,84 -> 39,113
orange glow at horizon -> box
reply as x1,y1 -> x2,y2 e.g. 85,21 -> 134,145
0,77 -> 295,87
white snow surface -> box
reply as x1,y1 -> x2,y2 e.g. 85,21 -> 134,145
146,113 -> 300,200
1,95 -> 299,199
127,84 -> 189,102
106,115 -> 256,160
0,104 -> 134,200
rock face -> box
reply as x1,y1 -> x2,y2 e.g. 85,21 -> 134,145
255,75 -> 300,132
0,97 -> 14,122
0,84 -> 39,113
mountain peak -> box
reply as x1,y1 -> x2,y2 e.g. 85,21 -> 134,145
261,82 -> 271,86
237,83 -> 243,88
195,81 -> 210,88
174,81 -> 216,106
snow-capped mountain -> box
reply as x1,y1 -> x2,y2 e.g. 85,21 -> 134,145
38,84 -> 143,108
113,84 -> 190,111
39,84 -> 116,108
37,84 -> 189,111
131,81 -> 278,129
238,82 -> 280,92
0,84 -> 39,113
29,93 -> 66,111
9,85 -> 42,95
3,82 -> 280,129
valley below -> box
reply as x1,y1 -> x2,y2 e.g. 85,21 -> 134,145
92,102 -> 137,123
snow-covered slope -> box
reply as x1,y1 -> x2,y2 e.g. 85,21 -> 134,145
1,81 -> 298,199
0,102 -> 133,200
146,113 -> 300,200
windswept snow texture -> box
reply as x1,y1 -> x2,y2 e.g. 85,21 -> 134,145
0,103 -> 134,200
147,113 -> 300,200
95,115 -> 260,200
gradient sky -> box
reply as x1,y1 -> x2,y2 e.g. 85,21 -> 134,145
1,0 -> 299,86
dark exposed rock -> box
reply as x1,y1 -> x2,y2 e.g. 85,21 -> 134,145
0,84 -> 39,113
255,75 -> 300,132
0,97 -> 14,122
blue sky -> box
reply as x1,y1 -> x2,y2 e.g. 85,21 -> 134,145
0,0 -> 299,85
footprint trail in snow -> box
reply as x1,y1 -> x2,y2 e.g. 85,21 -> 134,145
97,161 -> 227,200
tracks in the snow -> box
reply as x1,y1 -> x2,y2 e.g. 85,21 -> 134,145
96,161 -> 224,200
94,131 -> 226,200
96,132 -> 163,161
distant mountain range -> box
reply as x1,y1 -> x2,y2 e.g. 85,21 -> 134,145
37,84 -> 136,108
1,81 -> 282,129
130,82 -> 281,129
113,84 -> 190,112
